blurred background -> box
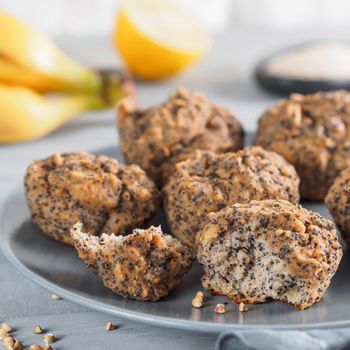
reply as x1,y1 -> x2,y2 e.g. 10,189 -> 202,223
2,0 -> 350,137
2,0 -> 350,35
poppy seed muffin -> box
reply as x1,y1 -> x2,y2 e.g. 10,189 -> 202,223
255,90 -> 350,200
325,168 -> 350,246
196,200 -> 342,310
71,223 -> 194,301
163,146 -> 300,247
117,86 -> 244,184
25,152 -> 161,245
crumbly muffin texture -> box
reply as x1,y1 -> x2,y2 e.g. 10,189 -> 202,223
196,200 -> 342,310
326,168 -> 350,246
163,146 -> 300,247
71,223 -> 194,301
25,152 -> 161,245
117,86 -> 244,184
255,90 -> 350,200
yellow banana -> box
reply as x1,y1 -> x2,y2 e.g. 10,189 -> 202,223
0,57 -> 58,92
0,12 -> 101,92
0,84 -> 114,143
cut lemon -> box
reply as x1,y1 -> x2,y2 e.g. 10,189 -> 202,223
114,0 -> 210,80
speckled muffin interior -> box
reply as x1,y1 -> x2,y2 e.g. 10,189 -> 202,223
25,152 -> 161,245
196,199 -> 342,310
71,223 -> 194,301
163,146 -> 300,247
326,168 -> 350,246
255,90 -> 350,200
117,86 -> 244,184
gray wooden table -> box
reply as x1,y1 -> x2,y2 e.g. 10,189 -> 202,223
1,26 -> 349,349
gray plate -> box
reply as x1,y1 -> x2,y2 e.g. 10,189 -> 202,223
1,145 -> 350,333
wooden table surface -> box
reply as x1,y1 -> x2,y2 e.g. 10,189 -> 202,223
1,26 -> 347,349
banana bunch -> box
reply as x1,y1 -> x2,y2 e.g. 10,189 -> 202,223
0,12 -> 132,142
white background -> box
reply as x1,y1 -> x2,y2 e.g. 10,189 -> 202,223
2,0 -> 350,36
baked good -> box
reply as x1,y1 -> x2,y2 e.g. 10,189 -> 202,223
25,152 -> 161,245
196,199 -> 342,310
117,86 -> 244,184
163,146 -> 300,247
255,90 -> 350,200
325,168 -> 350,246
71,223 -> 193,301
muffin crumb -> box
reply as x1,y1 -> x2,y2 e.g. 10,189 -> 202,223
50,294 -> 61,301
214,303 -> 226,314
105,322 -> 114,331
191,291 -> 205,308
1,323 -> 11,333
43,334 -> 56,344
239,302 -> 249,312
33,325 -> 43,334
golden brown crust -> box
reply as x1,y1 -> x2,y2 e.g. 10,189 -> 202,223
24,152 -> 161,245
255,90 -> 350,200
71,223 -> 194,301
163,146 -> 300,247
325,168 -> 350,246
196,199 -> 342,310
117,86 -> 244,184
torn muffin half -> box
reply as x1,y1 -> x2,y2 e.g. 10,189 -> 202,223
196,199 -> 342,310
71,223 -> 194,301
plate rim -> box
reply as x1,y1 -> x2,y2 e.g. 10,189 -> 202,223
2,185 -> 350,333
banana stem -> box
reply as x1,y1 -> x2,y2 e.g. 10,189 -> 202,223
97,69 -> 135,107
60,69 -> 135,105
56,69 -> 135,102
46,68 -> 135,125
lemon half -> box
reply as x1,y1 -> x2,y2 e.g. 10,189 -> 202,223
114,0 -> 210,80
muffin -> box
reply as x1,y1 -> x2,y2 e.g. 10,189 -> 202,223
325,168 -> 350,246
196,199 -> 342,310
163,146 -> 300,247
255,90 -> 350,200
117,86 -> 244,184
25,152 -> 161,245
71,223 -> 194,301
